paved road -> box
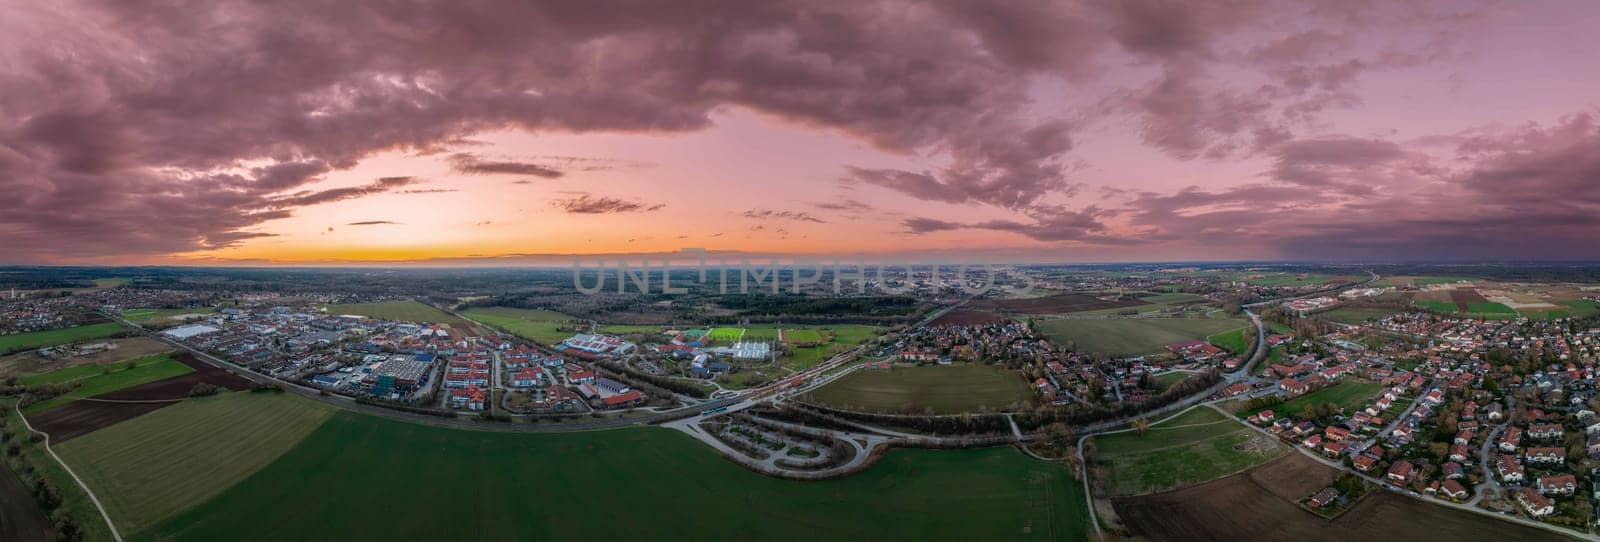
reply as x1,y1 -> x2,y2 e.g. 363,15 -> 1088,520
1470,396 -> 1516,507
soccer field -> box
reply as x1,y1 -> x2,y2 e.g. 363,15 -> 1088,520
140,408 -> 1089,541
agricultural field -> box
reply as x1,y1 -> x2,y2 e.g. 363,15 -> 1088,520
461,307 -> 578,344
56,392 -> 334,536
120,307 -> 216,325
803,364 -> 1034,414
23,353 -> 195,413
29,354 -> 255,442
1246,380 -> 1382,420
1091,407 -> 1282,495
0,322 -> 128,356
321,300 -> 468,326
143,411 -> 1088,541
972,292 -> 1148,314
1115,453 -> 1553,541
1037,316 -> 1247,356
1319,307 -> 1399,325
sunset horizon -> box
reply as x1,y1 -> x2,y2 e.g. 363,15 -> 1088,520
6,1 -> 1600,265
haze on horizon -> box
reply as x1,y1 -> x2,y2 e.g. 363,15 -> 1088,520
3,0 -> 1599,266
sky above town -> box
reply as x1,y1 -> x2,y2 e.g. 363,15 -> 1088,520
3,0 -> 1600,265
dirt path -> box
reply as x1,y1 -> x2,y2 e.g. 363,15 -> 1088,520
0,462 -> 49,542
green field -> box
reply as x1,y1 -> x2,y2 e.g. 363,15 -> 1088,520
55,392 -> 333,536
1206,326 -> 1251,354
20,352 -> 177,387
1464,302 -> 1515,315
461,307 -> 577,344
595,324 -> 664,335
1092,407 -> 1282,495
1373,276 -> 1475,288
1248,380 -> 1383,419
1521,299 -> 1600,321
321,300 -> 467,325
1320,307 -> 1398,325
1037,317 -> 1247,356
780,328 -> 826,343
142,410 -> 1087,541
804,364 -> 1034,414
0,322 -> 128,355
24,353 -> 194,413
120,307 -> 216,325
706,327 -> 745,342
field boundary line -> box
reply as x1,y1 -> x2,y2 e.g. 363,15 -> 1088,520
13,402 -> 124,542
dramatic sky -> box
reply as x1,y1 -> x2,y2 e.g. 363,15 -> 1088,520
3,0 -> 1599,265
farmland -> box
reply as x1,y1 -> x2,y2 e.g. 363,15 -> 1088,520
27,353 -> 254,442
803,364 -> 1034,414
56,392 -> 333,536
141,410 -> 1088,541
461,307 -> 579,344
23,353 -> 195,413
321,300 -> 468,326
972,292 -> 1148,314
1037,316 -> 1247,356
0,322 -> 128,355
1091,407 -> 1282,495
1247,381 -> 1383,419
1115,453 -> 1554,541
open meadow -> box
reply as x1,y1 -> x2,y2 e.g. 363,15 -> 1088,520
140,409 -> 1088,541
461,307 -> 578,344
1091,407 -> 1282,495
804,364 -> 1034,414
1038,317 -> 1247,356
0,322 -> 128,355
